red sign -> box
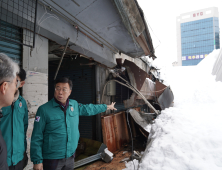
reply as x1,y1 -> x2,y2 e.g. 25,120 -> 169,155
193,12 -> 203,17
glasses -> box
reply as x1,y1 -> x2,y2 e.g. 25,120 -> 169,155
0,79 -> 20,88
0,81 -> 10,87
55,87 -> 69,93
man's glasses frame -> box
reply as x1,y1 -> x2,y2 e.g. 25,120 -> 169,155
0,79 -> 20,88
55,87 -> 69,93
0,81 -> 10,87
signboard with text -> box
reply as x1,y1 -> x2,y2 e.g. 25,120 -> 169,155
193,12 -> 203,17
182,54 -> 208,61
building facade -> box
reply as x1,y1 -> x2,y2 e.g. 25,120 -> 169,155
176,7 -> 220,66
0,1 -> 174,168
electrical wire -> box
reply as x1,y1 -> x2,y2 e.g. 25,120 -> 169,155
101,78 -> 160,115
144,15 -> 161,50
36,5 -> 59,54
111,71 -> 160,114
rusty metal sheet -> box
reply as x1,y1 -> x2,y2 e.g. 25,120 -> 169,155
155,80 -> 167,97
116,58 -> 123,67
113,112 -> 130,149
136,78 -> 155,100
101,111 -> 130,152
122,59 -> 153,108
123,59 -> 148,91
101,115 -> 117,153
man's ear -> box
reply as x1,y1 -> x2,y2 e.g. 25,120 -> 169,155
69,90 -> 72,96
20,81 -> 25,88
0,82 -> 8,95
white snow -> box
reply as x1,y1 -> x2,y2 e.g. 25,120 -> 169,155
124,159 -> 139,170
124,49 -> 222,170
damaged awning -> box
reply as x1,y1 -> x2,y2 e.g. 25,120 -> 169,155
115,59 -> 174,110
128,109 -> 152,133
113,0 -> 156,59
136,78 -> 155,100
35,0 -> 155,68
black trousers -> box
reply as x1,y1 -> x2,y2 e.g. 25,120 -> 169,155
43,155 -> 74,170
9,153 -> 28,170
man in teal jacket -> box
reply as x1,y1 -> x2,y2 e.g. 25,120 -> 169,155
0,53 -> 20,170
0,68 -> 28,170
31,77 -> 116,170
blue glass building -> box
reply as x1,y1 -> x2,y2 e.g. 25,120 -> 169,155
177,8 -> 220,66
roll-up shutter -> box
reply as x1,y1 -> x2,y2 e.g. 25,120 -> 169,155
49,65 -> 96,139
0,20 -> 22,64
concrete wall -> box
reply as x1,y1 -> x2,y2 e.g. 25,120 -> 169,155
22,33 -> 49,170
22,33 -> 48,117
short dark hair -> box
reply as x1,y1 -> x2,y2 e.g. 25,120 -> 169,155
18,68 -> 26,81
55,77 -> 72,90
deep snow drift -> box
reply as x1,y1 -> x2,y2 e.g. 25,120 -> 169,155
124,50 -> 222,170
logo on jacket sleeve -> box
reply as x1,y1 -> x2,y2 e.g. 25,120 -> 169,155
19,102 -> 22,108
35,116 -> 40,122
71,107 -> 74,112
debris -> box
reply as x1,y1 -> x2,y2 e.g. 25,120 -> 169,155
134,151 -> 142,157
123,151 -> 128,155
120,157 -> 130,163
101,148 -> 114,163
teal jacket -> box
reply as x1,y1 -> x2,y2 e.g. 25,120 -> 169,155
30,98 -> 107,164
0,95 -> 28,166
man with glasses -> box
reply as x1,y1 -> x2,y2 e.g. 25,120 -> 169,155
0,53 -> 20,170
0,68 -> 28,170
31,77 -> 116,170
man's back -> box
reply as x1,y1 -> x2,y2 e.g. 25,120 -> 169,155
0,129 -> 9,170
0,95 -> 28,167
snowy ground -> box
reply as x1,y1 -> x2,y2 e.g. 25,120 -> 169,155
124,50 -> 222,170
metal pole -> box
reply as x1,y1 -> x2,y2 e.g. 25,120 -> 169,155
54,38 -> 70,80
33,0 -> 38,48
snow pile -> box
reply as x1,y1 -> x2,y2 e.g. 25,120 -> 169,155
124,50 -> 222,170
124,159 -> 139,170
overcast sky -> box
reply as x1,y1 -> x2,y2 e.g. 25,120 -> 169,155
137,0 -> 222,67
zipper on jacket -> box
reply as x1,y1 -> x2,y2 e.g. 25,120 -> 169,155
64,109 -> 68,157
60,106 -> 68,157
11,102 -> 14,165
